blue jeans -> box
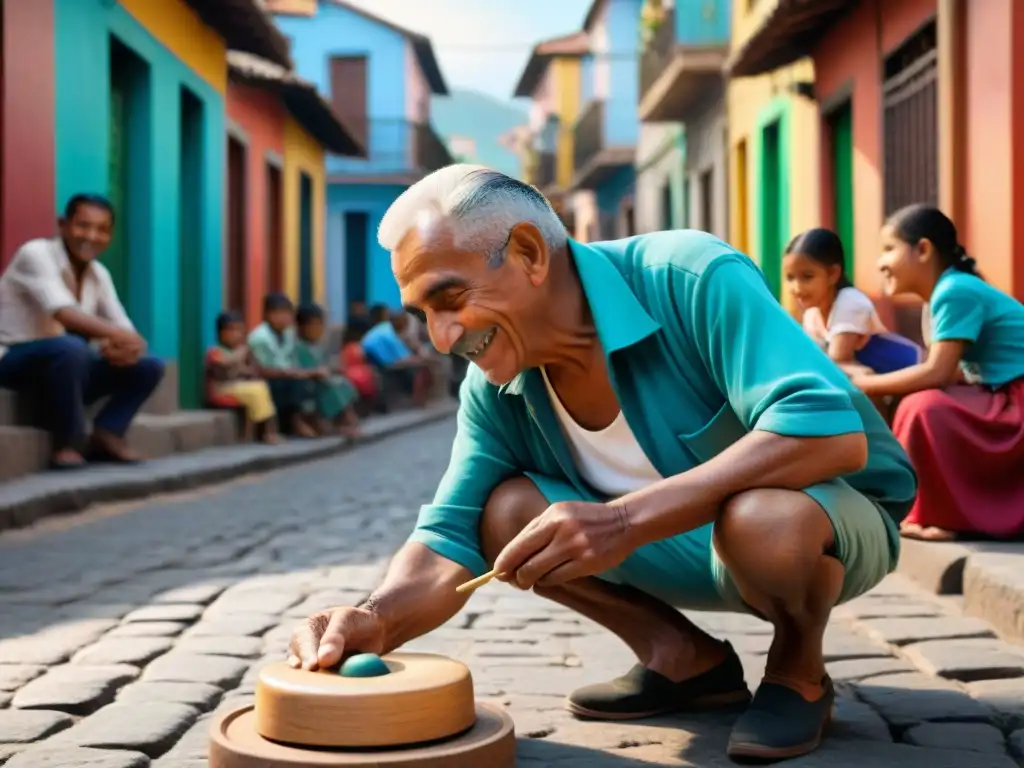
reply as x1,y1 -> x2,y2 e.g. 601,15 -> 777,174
0,336 -> 166,450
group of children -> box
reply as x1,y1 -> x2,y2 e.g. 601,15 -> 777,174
205,293 -> 368,445
782,204 -> 1024,543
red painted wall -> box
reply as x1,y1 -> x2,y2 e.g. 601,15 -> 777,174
1,0 -> 56,271
226,83 -> 286,328
812,0 -> 937,295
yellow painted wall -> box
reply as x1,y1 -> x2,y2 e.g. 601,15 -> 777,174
119,0 -> 227,92
553,57 -> 582,189
283,115 -> 327,306
728,0 -> 819,315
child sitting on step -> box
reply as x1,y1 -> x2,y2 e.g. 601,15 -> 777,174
205,312 -> 280,444
784,227 -> 923,377
852,205 -> 1024,542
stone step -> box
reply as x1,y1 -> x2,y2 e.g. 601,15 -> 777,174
0,411 -> 237,483
0,361 -> 179,428
0,427 -> 51,483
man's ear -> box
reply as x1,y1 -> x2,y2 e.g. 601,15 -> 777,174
506,222 -> 549,287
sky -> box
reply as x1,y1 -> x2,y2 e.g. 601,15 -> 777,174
341,0 -> 594,103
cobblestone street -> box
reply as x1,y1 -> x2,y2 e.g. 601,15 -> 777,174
1,418 -> 1024,767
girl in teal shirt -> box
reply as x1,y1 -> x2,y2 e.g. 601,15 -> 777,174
853,204 -> 1024,541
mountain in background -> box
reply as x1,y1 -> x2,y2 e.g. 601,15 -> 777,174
431,88 -> 529,178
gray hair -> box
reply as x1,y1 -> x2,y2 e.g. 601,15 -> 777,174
377,164 -> 568,265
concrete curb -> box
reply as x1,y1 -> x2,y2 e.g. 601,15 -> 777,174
897,538 -> 1024,645
0,402 -> 458,533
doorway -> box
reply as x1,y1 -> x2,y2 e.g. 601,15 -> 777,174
266,160 -> 283,294
226,135 -> 247,312
828,100 -> 854,265
298,172 -> 314,305
344,211 -> 369,309
108,37 -> 148,307
178,87 -> 204,409
699,168 -> 714,233
758,121 -> 783,297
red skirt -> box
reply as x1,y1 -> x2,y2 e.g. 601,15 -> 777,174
893,378 -> 1024,536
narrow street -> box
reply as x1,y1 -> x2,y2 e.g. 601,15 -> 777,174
0,419 -> 1022,767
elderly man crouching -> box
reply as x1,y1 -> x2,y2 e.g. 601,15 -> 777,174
289,166 -> 917,762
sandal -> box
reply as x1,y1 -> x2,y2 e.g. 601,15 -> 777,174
566,642 -> 751,720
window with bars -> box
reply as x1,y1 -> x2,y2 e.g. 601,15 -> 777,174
883,21 -> 938,216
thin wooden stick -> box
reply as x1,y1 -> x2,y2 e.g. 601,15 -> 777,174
456,569 -> 505,594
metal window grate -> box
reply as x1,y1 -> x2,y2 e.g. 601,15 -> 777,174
883,23 -> 938,216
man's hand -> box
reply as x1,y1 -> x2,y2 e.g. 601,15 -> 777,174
492,501 -> 636,590
302,366 -> 330,380
101,330 -> 146,366
288,606 -> 385,671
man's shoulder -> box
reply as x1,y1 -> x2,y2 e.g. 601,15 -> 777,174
593,230 -> 743,278
8,237 -> 57,266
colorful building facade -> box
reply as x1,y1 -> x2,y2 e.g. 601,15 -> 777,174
634,123 -> 685,233
51,0 -> 292,407
511,31 -> 589,231
637,0 -> 730,240
725,0 -> 820,311
570,0 -> 644,242
226,51 -> 361,329
268,0 -> 452,323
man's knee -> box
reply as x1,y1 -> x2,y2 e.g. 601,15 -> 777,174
713,489 -> 834,574
46,336 -> 92,369
479,476 -> 547,566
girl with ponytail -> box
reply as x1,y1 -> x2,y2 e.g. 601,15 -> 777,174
852,204 -> 1024,541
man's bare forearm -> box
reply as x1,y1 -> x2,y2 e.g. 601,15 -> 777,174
54,307 -> 127,341
359,542 -> 474,653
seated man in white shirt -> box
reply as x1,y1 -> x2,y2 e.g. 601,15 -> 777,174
0,194 -> 165,469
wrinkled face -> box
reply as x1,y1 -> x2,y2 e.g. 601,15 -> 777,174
393,221 -> 550,386
220,321 -> 246,349
266,307 -> 294,334
59,203 -> 113,264
878,225 -> 928,297
299,317 -> 324,343
782,252 -> 837,310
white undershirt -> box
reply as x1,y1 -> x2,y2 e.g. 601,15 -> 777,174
541,368 -> 663,497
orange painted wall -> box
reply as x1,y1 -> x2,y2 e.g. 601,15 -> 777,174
813,0 -> 937,295
226,83 -> 287,328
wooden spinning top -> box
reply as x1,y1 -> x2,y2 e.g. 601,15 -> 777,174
208,652 -> 516,768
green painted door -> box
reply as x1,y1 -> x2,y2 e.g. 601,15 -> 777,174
107,74 -> 130,301
759,120 -> 783,298
830,102 -> 855,267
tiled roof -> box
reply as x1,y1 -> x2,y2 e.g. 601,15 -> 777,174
184,0 -> 293,68
512,31 -> 591,98
227,51 -> 365,156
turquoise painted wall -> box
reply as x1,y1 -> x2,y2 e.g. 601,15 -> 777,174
674,0 -> 730,45
595,166 -> 635,214
326,183 -> 409,320
54,0 -> 224,370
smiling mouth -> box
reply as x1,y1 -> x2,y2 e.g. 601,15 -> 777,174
464,328 -> 497,360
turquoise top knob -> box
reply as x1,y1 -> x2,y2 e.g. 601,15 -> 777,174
338,653 -> 391,678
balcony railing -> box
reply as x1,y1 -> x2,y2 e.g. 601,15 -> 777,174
640,8 -> 677,98
326,118 -> 452,176
414,121 -> 454,173
573,100 -> 604,173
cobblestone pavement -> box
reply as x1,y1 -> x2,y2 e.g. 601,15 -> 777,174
2,419 -> 1024,767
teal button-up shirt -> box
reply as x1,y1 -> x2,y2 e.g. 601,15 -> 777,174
411,231 -> 918,577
